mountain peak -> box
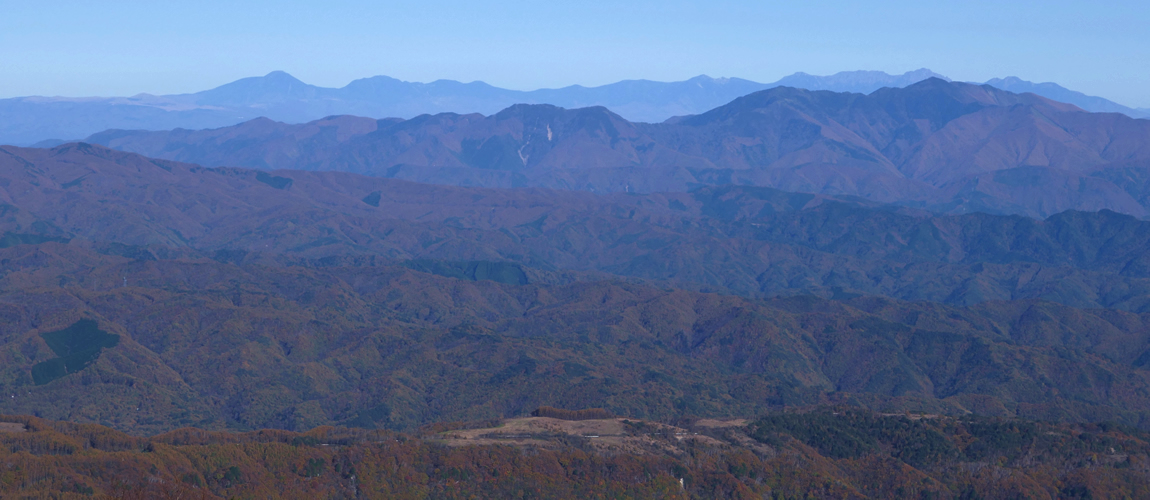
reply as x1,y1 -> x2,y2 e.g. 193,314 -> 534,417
193,71 -> 319,106
257,71 -> 308,87
896,78 -> 1027,107
986,76 -> 1027,86
770,69 -> 952,95
910,76 -> 955,87
903,68 -> 949,80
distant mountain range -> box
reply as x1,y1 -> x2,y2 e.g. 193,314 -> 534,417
88,79 -> 1150,219
4,69 -> 1146,147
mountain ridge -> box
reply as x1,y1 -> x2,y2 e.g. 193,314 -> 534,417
6,68 -> 1145,147
85,79 -> 1150,219
4,142 -> 1150,312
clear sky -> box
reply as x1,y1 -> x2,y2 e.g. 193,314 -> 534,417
2,0 -> 1148,107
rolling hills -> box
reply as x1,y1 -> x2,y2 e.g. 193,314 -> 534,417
4,143 -> 1150,310
3,144 -> 1150,436
87,79 -> 1150,219
5,241 -> 1150,434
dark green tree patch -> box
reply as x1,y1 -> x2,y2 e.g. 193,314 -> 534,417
30,359 -> 68,387
301,458 -> 325,478
221,465 -> 243,487
750,408 -> 956,467
0,232 -> 69,249
255,171 -> 293,190
961,418 -> 1039,460
405,259 -> 529,285
362,190 -> 382,207
345,403 -> 392,429
488,355 -> 538,384
31,320 -> 119,385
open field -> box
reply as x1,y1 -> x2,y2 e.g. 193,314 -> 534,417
0,422 -> 26,433
433,416 -> 727,454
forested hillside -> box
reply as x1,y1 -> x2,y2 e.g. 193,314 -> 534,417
4,144 -> 1150,312
4,144 -> 1150,434
4,241 -> 1150,433
2,409 -> 1148,499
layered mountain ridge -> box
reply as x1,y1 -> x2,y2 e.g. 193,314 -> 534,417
5,142 -> 1150,311
5,68 -> 1145,147
88,79 -> 1150,219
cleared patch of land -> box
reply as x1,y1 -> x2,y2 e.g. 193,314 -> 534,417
433,417 -> 724,455
694,418 -> 747,428
0,423 -> 27,433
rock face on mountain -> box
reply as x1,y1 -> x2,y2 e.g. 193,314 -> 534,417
90,79 -> 1150,218
4,144 -> 1150,434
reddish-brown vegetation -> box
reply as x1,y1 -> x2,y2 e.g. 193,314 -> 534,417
3,410 -> 1150,499
531,407 -> 614,421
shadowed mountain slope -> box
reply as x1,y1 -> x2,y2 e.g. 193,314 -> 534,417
4,143 -> 1150,311
89,80 -> 1150,218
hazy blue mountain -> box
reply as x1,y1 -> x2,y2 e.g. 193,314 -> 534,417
6,69 -> 1146,147
772,68 -> 949,93
191,70 -> 331,106
0,70 -> 945,146
984,76 -> 1150,118
88,79 -> 1150,219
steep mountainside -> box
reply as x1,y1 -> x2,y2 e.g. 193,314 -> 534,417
89,80 -> 1150,218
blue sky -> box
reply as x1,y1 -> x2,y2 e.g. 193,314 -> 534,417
2,0 -> 1148,107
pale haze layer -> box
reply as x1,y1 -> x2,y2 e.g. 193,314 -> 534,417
2,0 -> 1148,108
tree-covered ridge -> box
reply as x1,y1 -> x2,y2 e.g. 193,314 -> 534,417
749,407 -> 1150,470
2,242 -> 1150,435
83,79 -> 1150,219
3,144 -> 1150,312
1,410 -> 1149,499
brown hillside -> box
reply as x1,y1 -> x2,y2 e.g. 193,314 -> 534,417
2,411 -> 1149,499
